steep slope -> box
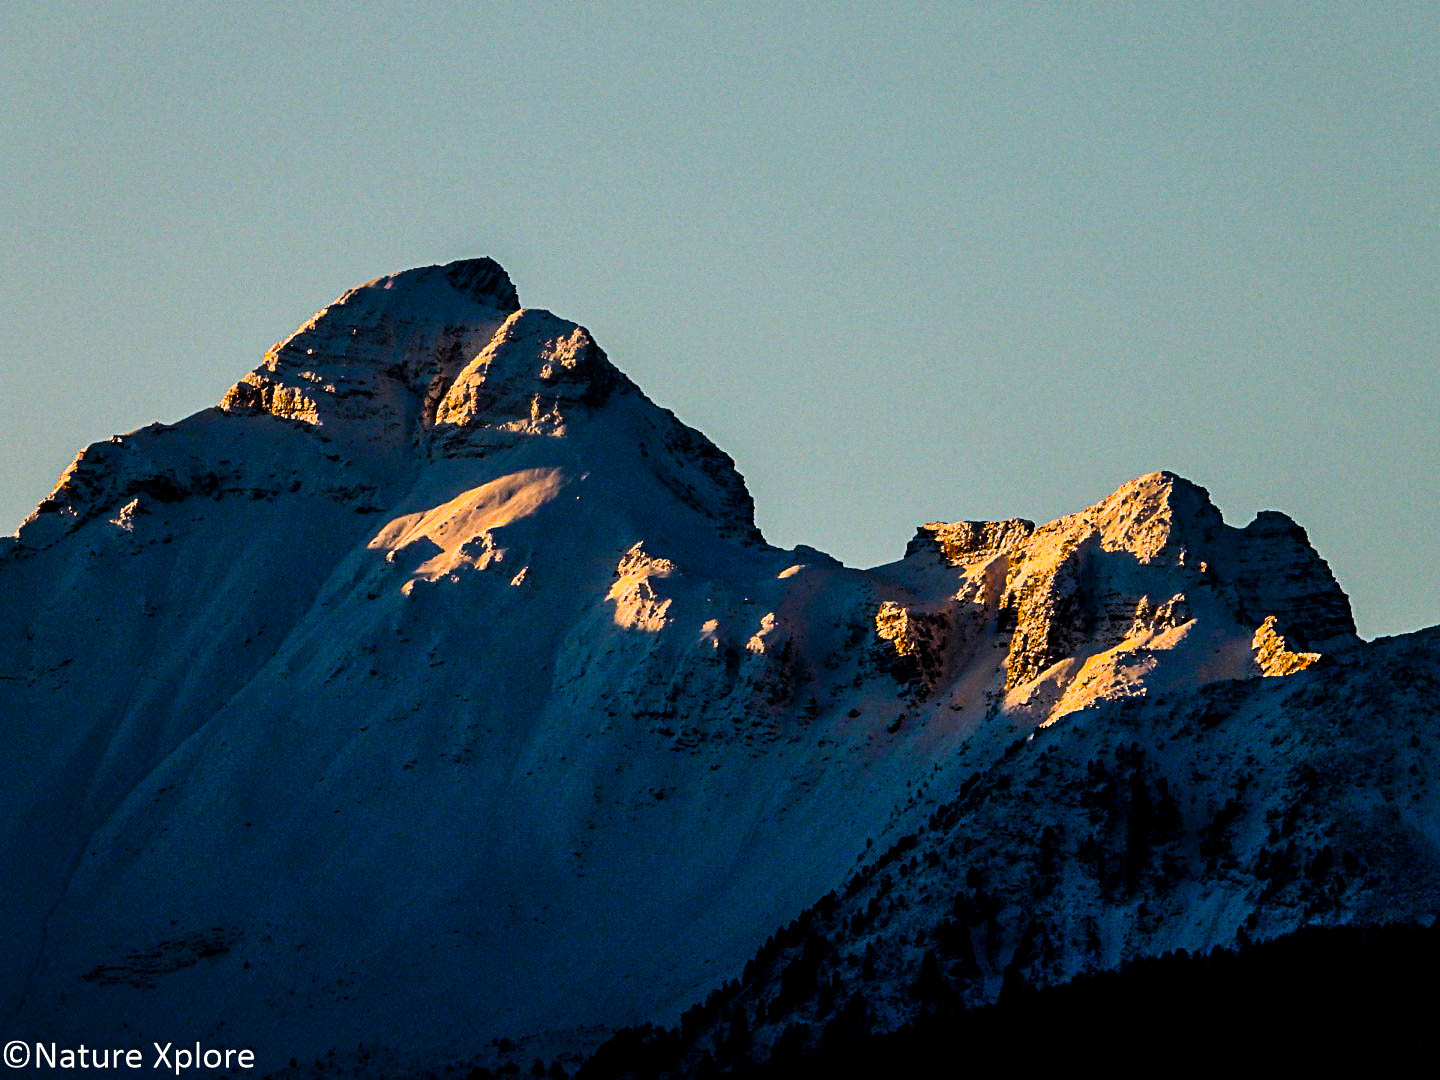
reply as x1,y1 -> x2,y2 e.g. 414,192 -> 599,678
576,625 -> 1440,1076
0,259 -> 1391,1075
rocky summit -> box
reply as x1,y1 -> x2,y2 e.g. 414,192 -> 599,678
2,260 -> 1434,1076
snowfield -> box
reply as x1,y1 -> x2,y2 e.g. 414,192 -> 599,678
1,259 -> 1431,1076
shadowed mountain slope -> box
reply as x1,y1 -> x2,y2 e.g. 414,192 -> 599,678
0,260 -> 1422,1077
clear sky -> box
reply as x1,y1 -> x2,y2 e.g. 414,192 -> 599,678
2,2 -> 1436,638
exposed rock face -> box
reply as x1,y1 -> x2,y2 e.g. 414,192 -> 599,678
871,472 -> 1358,723
220,257 -> 521,436
608,542 -> 678,632
432,310 -> 625,448
0,259 -> 1392,1079
1232,510 -> 1357,647
1253,615 -> 1323,676
904,518 -> 1035,563
872,600 -> 950,692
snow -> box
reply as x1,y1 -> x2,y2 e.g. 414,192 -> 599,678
0,258 -> 1413,1074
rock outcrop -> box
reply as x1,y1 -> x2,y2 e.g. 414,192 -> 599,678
869,472 -> 1357,724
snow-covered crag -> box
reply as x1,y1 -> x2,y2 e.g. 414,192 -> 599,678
0,259 -> 1428,1075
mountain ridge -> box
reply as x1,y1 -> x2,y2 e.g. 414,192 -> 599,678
0,258 -> 1428,1077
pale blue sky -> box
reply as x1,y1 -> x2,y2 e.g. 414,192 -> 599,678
2,3 -> 1436,637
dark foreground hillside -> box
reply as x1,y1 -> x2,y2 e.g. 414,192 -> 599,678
575,920 -> 1440,1078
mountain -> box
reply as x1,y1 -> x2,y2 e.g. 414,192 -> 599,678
576,623 -> 1440,1076
1,259 -> 1433,1077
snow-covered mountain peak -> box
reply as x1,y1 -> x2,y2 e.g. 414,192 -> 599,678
432,256 -> 522,310
315,257 -> 521,325
10,260 -> 763,553
218,257 -> 521,440
429,307 -> 634,453
879,469 -> 1357,724
4,259 -> 1415,1078
1045,473 -> 1354,652
1036,469 -> 1222,565
901,472 -> 1220,574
